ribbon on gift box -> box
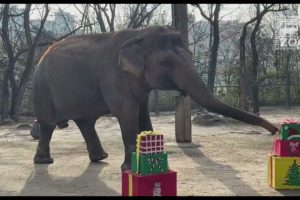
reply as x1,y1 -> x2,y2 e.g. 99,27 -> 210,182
128,173 -> 133,196
279,119 -> 300,126
136,131 -> 159,173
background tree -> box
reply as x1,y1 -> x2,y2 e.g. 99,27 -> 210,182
194,4 -> 221,93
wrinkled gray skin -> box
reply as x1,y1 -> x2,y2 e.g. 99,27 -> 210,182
32,26 -> 278,170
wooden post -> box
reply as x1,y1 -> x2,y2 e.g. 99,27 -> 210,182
172,4 -> 192,143
175,96 -> 191,142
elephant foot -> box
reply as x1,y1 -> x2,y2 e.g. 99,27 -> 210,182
34,154 -> 54,164
89,151 -> 108,162
121,161 -> 131,171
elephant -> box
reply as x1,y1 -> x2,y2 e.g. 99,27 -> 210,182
31,25 -> 278,171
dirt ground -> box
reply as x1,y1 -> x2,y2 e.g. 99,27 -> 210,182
1,106 -> 300,196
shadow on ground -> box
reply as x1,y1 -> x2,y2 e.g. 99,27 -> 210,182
179,143 -> 260,196
20,162 -> 119,196
277,190 -> 300,196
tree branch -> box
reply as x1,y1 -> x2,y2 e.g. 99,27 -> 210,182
194,4 -> 213,23
32,4 -> 49,47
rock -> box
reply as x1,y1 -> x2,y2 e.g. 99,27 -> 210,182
192,112 -> 225,126
15,123 -> 32,130
192,112 -> 242,126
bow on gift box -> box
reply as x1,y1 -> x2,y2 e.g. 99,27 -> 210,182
280,119 -> 300,125
289,141 -> 299,152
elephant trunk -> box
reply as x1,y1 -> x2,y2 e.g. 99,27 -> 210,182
172,67 -> 278,135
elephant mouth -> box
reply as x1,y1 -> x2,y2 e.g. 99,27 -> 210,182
178,89 -> 187,96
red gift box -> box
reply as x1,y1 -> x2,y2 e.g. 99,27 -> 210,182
139,134 -> 164,154
273,138 -> 300,157
122,170 -> 177,196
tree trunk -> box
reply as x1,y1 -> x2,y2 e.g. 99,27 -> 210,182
1,4 -> 14,121
250,5 -> 262,115
172,4 -> 191,143
10,49 -> 35,120
207,4 -> 220,93
0,70 -> 10,121
285,50 -> 292,107
239,24 -> 252,111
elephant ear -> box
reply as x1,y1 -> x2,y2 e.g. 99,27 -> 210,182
118,37 -> 144,78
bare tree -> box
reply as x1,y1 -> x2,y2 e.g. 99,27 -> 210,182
194,4 -> 221,93
0,4 -> 12,121
0,4 -> 96,121
239,4 -> 287,113
1,4 -> 50,121
126,4 -> 160,29
93,4 -> 116,32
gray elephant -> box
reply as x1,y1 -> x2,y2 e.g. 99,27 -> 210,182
31,26 -> 278,170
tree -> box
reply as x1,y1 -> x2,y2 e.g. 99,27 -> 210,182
239,4 -> 286,112
91,4 -> 160,33
0,4 -> 94,121
93,4 -> 116,32
194,4 -> 221,93
249,4 -> 287,114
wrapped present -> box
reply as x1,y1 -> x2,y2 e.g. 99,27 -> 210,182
268,154 -> 300,189
279,119 -> 300,140
122,170 -> 177,196
135,131 -> 165,173
137,131 -> 164,155
274,138 -> 300,157
131,152 -> 168,175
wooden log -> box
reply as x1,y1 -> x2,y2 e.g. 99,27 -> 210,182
175,95 -> 191,143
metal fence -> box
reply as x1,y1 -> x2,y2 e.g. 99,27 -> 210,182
148,83 -> 300,113
10,83 -> 300,116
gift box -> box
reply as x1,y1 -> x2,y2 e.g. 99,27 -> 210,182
274,138 -> 300,157
122,170 -> 177,196
138,132 -> 164,155
131,152 -> 168,175
279,119 -> 300,141
268,154 -> 300,189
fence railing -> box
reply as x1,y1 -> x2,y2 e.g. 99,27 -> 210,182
148,83 -> 300,113
6,83 -> 300,116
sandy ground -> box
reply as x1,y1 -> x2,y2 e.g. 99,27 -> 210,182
1,106 -> 300,196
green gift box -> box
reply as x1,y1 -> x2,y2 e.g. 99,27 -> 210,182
279,123 -> 300,140
131,152 -> 169,175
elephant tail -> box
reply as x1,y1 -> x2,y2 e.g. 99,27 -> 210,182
57,120 -> 69,129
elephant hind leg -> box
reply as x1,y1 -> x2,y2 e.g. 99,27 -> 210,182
34,123 -> 56,164
74,119 -> 108,162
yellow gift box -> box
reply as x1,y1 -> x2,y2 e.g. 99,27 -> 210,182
268,154 -> 300,189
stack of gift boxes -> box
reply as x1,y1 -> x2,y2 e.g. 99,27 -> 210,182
122,131 -> 177,196
268,119 -> 300,189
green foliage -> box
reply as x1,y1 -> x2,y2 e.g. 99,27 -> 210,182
285,160 -> 300,186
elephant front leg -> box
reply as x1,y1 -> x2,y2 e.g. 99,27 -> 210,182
139,98 -> 153,132
74,119 -> 108,162
117,105 -> 140,171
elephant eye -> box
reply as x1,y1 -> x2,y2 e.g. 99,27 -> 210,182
160,59 -> 171,66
